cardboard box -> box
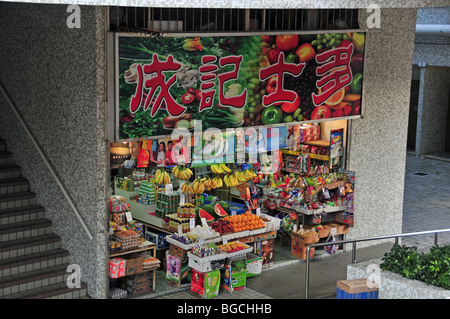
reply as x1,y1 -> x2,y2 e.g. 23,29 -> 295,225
245,253 -> 262,278
254,239 -> 275,268
291,236 -> 315,260
255,230 -> 277,241
190,269 -> 221,299
119,272 -> 154,296
291,230 -> 319,244
166,253 -> 191,288
169,243 -> 189,260
336,278 -> 378,299
238,235 -> 255,244
221,259 -> 247,292
125,253 -> 144,275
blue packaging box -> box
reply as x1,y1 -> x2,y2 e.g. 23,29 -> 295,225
336,278 -> 378,299
145,230 -> 169,250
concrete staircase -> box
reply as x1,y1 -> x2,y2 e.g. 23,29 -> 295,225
0,138 -> 88,299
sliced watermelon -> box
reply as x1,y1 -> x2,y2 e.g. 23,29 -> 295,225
198,208 -> 214,222
214,203 -> 228,218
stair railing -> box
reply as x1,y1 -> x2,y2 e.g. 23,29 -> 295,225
304,228 -> 450,299
0,81 -> 93,240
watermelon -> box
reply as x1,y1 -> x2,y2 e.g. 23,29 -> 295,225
198,208 -> 214,222
214,203 -> 228,219
217,201 -> 230,214
202,204 -> 215,216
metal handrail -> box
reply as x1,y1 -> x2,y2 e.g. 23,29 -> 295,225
305,228 -> 450,299
0,81 -> 93,240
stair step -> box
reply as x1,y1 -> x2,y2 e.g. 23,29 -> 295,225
0,177 -> 29,195
1,281 -> 88,299
0,205 -> 46,226
0,164 -> 21,180
0,218 -> 52,243
0,248 -> 70,278
0,264 -> 69,297
0,152 -> 13,166
0,233 -> 61,260
0,191 -> 37,210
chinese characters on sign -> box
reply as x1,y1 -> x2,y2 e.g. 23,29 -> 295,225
118,33 -> 364,140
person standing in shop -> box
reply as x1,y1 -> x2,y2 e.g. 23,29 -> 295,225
150,141 -> 166,167
165,140 -> 176,166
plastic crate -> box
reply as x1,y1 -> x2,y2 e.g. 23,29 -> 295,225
226,201 -> 245,215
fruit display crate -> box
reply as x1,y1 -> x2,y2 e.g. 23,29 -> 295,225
187,251 -> 228,272
166,235 -> 221,251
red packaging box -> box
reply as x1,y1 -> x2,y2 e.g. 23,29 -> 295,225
109,257 -> 126,278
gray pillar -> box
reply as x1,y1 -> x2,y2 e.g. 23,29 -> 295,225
415,65 -> 450,156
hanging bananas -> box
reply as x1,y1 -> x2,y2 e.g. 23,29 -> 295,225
212,176 -> 223,188
210,163 -> 231,174
155,168 -> 171,185
172,165 -> 193,181
192,178 -> 205,194
180,182 -> 194,194
223,169 -> 257,187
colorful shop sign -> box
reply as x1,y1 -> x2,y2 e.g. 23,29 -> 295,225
116,32 -> 364,140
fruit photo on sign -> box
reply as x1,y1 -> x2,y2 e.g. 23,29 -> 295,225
261,33 -> 324,122
276,35 -> 299,52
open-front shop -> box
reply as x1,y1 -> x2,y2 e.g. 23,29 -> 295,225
107,30 -> 364,298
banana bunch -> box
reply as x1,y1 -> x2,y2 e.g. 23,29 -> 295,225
201,176 -> 224,191
243,168 -> 257,180
180,182 -> 194,194
223,173 -> 239,187
235,169 -> 257,183
212,176 -> 223,188
172,165 -> 193,180
202,177 -> 213,191
210,163 -> 232,174
223,169 -> 257,187
155,168 -> 171,185
192,178 -> 205,194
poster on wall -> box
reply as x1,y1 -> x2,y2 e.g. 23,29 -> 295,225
116,31 -> 365,141
330,129 -> 344,169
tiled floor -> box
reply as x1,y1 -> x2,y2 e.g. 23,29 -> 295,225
133,154 -> 450,300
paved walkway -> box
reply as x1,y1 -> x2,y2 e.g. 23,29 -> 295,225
401,153 -> 450,249
138,154 -> 450,300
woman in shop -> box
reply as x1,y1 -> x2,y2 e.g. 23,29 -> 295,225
150,141 -> 166,167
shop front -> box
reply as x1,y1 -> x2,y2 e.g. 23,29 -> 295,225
106,30 -> 366,298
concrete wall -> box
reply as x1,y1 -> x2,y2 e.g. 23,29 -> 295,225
0,3 -> 109,298
414,7 -> 450,67
346,8 -> 418,244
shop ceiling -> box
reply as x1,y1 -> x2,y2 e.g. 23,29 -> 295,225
109,8 -> 360,33
2,0 -> 448,9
